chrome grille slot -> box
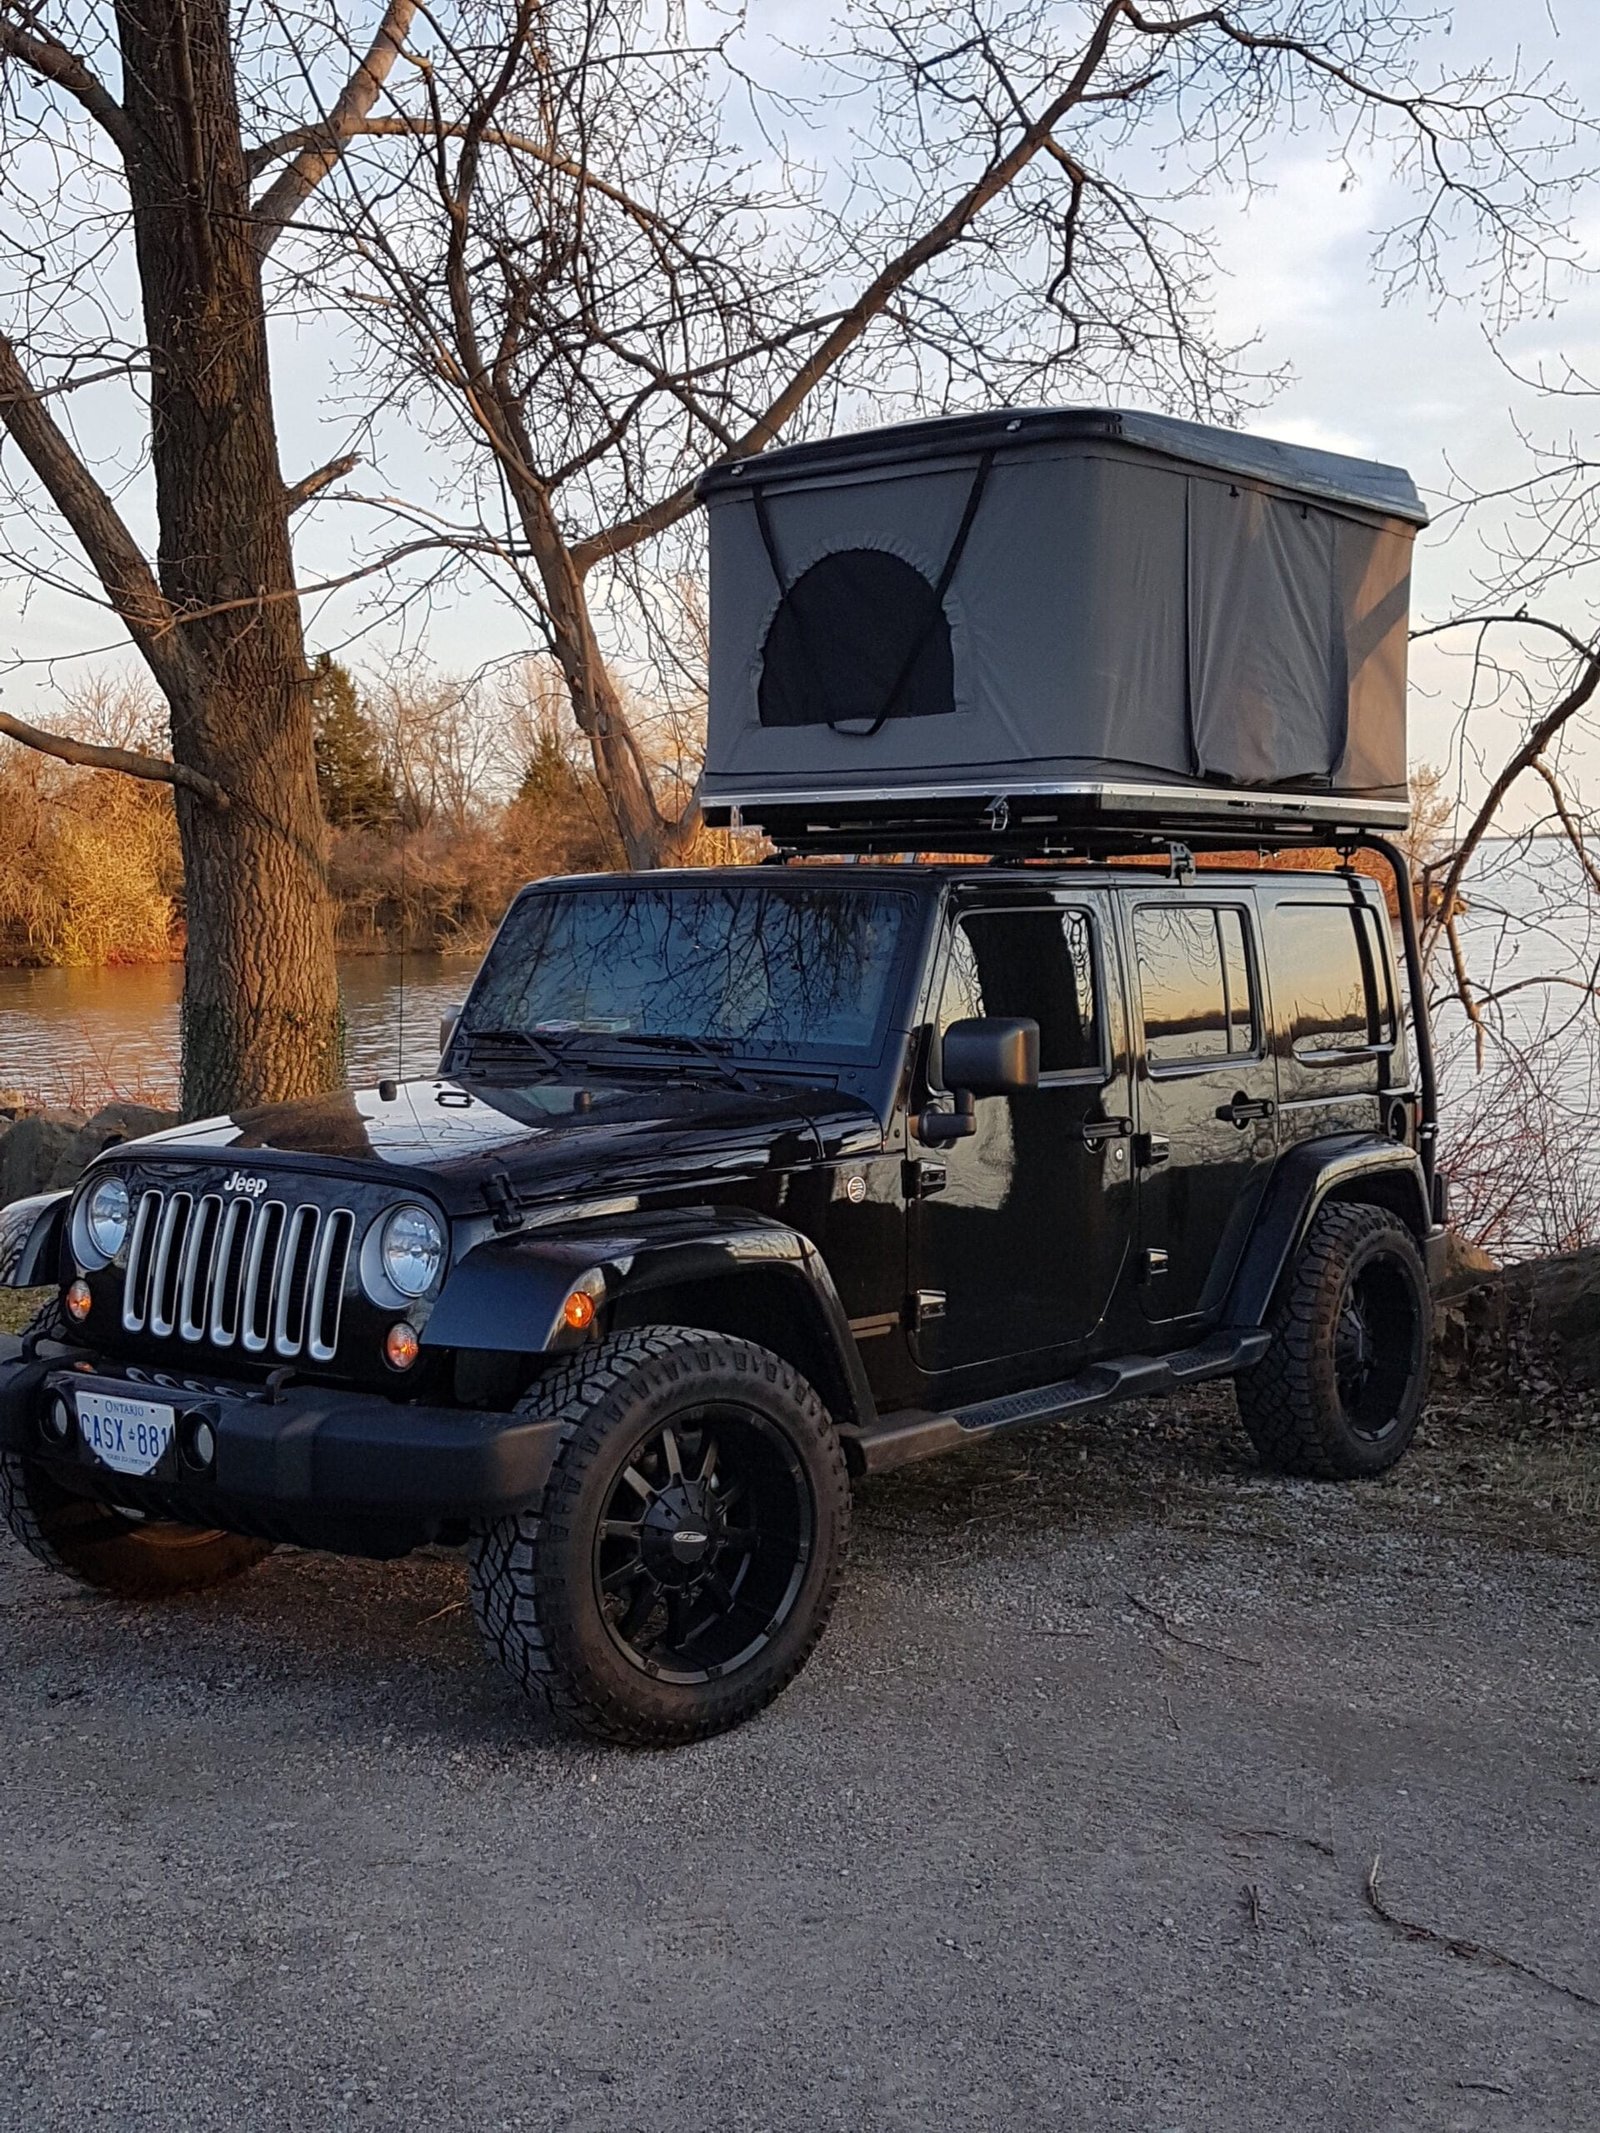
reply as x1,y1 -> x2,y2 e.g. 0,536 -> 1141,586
241,1201 -> 287,1354
147,1192 -> 193,1337
113,1182 -> 357,1361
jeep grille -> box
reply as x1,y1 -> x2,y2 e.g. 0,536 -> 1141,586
121,1188 -> 355,1362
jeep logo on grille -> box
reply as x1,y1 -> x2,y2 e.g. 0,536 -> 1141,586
223,1171 -> 269,1197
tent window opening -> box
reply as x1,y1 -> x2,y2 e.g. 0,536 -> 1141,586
757,548 -> 956,730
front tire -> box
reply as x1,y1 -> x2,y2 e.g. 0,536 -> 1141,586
0,1302 -> 272,1598
1236,1202 -> 1430,1480
470,1328 -> 851,1746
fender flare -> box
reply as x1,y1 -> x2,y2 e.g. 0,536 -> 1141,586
0,1190 -> 68,1290
1223,1137 -> 1434,1330
422,1206 -> 877,1427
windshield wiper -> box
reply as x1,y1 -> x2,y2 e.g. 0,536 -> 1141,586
585,1032 -> 762,1094
457,1026 -> 570,1075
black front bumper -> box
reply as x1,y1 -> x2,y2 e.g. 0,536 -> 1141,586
0,1336 -> 561,1556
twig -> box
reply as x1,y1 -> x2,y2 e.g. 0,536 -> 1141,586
1126,1592 -> 1263,1668
1364,1854 -> 1600,2011
1457,2082 -> 1513,2097
415,1597 -> 467,1626
1243,1882 -> 1264,1930
1225,1826 -> 1336,1859
1163,1692 -> 1181,1738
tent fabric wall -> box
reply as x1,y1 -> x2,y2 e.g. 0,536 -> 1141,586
698,409 -> 1424,832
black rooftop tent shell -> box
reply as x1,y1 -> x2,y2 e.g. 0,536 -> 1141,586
695,407 -> 1428,847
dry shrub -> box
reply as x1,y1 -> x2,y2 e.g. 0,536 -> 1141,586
0,683 -> 182,966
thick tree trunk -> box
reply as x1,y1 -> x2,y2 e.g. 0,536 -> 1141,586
113,0 -> 341,1113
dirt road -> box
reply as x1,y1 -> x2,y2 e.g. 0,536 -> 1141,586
2,1390 -> 1596,2132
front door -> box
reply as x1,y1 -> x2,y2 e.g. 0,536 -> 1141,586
909,894 -> 1135,1384
1123,891 -> 1279,1323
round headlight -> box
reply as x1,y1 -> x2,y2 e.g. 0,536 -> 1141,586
379,1204 -> 444,1298
82,1174 -> 131,1263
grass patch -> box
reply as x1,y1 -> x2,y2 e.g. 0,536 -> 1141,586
0,1289 -> 47,1335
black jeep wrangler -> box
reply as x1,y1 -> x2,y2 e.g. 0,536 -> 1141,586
0,855 -> 1444,1744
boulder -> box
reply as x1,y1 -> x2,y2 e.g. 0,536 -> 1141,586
46,1103 -> 180,1190
0,1102 -> 180,1205
0,1111 -> 87,1205
1436,1242 -> 1600,1391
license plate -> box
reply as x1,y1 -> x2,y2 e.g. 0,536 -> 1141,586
75,1393 -> 177,1477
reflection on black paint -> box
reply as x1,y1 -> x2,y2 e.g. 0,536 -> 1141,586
1134,905 -> 1257,1065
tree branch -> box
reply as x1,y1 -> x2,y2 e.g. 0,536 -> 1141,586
284,450 -> 360,514
570,0 -> 1135,572
1420,617 -> 1600,964
0,707 -> 228,808
0,332 -> 204,710
251,0 -> 420,255
0,5 -> 135,155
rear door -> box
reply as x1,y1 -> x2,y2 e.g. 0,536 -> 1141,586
1123,889 -> 1279,1324
908,892 -> 1134,1380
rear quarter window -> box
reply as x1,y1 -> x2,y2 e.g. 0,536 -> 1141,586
1270,897 -> 1398,1100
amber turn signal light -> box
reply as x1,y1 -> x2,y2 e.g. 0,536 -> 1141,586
384,1321 -> 420,1370
65,1280 -> 92,1323
562,1289 -> 597,1331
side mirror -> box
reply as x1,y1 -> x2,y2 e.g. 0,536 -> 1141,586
916,1018 -> 1040,1145
439,1002 -> 464,1058
939,1017 -> 1040,1096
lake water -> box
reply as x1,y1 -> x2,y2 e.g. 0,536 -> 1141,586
2,847 -> 1595,1184
0,953 -> 480,1106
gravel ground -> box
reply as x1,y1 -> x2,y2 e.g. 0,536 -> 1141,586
1,1383 -> 1597,2133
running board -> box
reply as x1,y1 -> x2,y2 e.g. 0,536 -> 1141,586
847,1329 -> 1271,1476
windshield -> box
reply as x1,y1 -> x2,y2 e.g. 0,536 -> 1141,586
465,882 -> 916,1064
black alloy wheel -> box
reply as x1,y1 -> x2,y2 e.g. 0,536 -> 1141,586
594,1406 -> 814,1684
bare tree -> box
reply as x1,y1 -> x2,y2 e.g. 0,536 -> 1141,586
275,0 -> 1583,864
0,0 -> 418,1109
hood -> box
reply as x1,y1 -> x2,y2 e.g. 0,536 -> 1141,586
120,1075 -> 885,1214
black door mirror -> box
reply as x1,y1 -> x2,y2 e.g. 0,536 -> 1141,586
939,1017 -> 1040,1096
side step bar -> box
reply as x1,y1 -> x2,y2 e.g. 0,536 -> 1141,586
845,1329 -> 1271,1477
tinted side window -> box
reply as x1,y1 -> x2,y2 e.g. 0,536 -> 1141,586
1278,902 -> 1393,1056
1134,905 -> 1258,1068
940,909 -> 1100,1076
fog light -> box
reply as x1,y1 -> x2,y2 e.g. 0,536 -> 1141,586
190,1419 -> 216,1469
385,1321 -> 420,1371
562,1289 -> 596,1332
43,1395 -> 73,1443
65,1280 -> 92,1323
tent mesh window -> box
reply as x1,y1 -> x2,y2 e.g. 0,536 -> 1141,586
757,549 -> 955,730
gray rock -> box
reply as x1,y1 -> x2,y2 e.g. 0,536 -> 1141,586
46,1102 -> 180,1190
0,1113 -> 85,1206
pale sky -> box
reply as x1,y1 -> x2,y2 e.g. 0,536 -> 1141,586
4,0 -> 1599,829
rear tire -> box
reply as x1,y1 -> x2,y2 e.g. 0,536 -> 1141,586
1236,1202 -> 1430,1480
470,1328 -> 850,1746
0,1301 -> 272,1598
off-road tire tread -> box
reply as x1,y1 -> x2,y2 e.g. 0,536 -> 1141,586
470,1328 -> 850,1747
0,1302 -> 272,1597
1236,1202 -> 1428,1480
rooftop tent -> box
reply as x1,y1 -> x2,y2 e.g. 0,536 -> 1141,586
695,407 -> 1428,844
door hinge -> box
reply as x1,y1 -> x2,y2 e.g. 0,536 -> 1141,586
1134,1132 -> 1172,1168
1142,1248 -> 1170,1282
902,1157 -> 949,1200
907,1288 -> 947,1328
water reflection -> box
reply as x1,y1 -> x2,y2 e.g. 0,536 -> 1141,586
0,953 -> 480,1107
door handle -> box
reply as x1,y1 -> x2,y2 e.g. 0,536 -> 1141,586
1215,1094 -> 1276,1127
1134,1132 -> 1171,1167
1081,1116 -> 1132,1148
